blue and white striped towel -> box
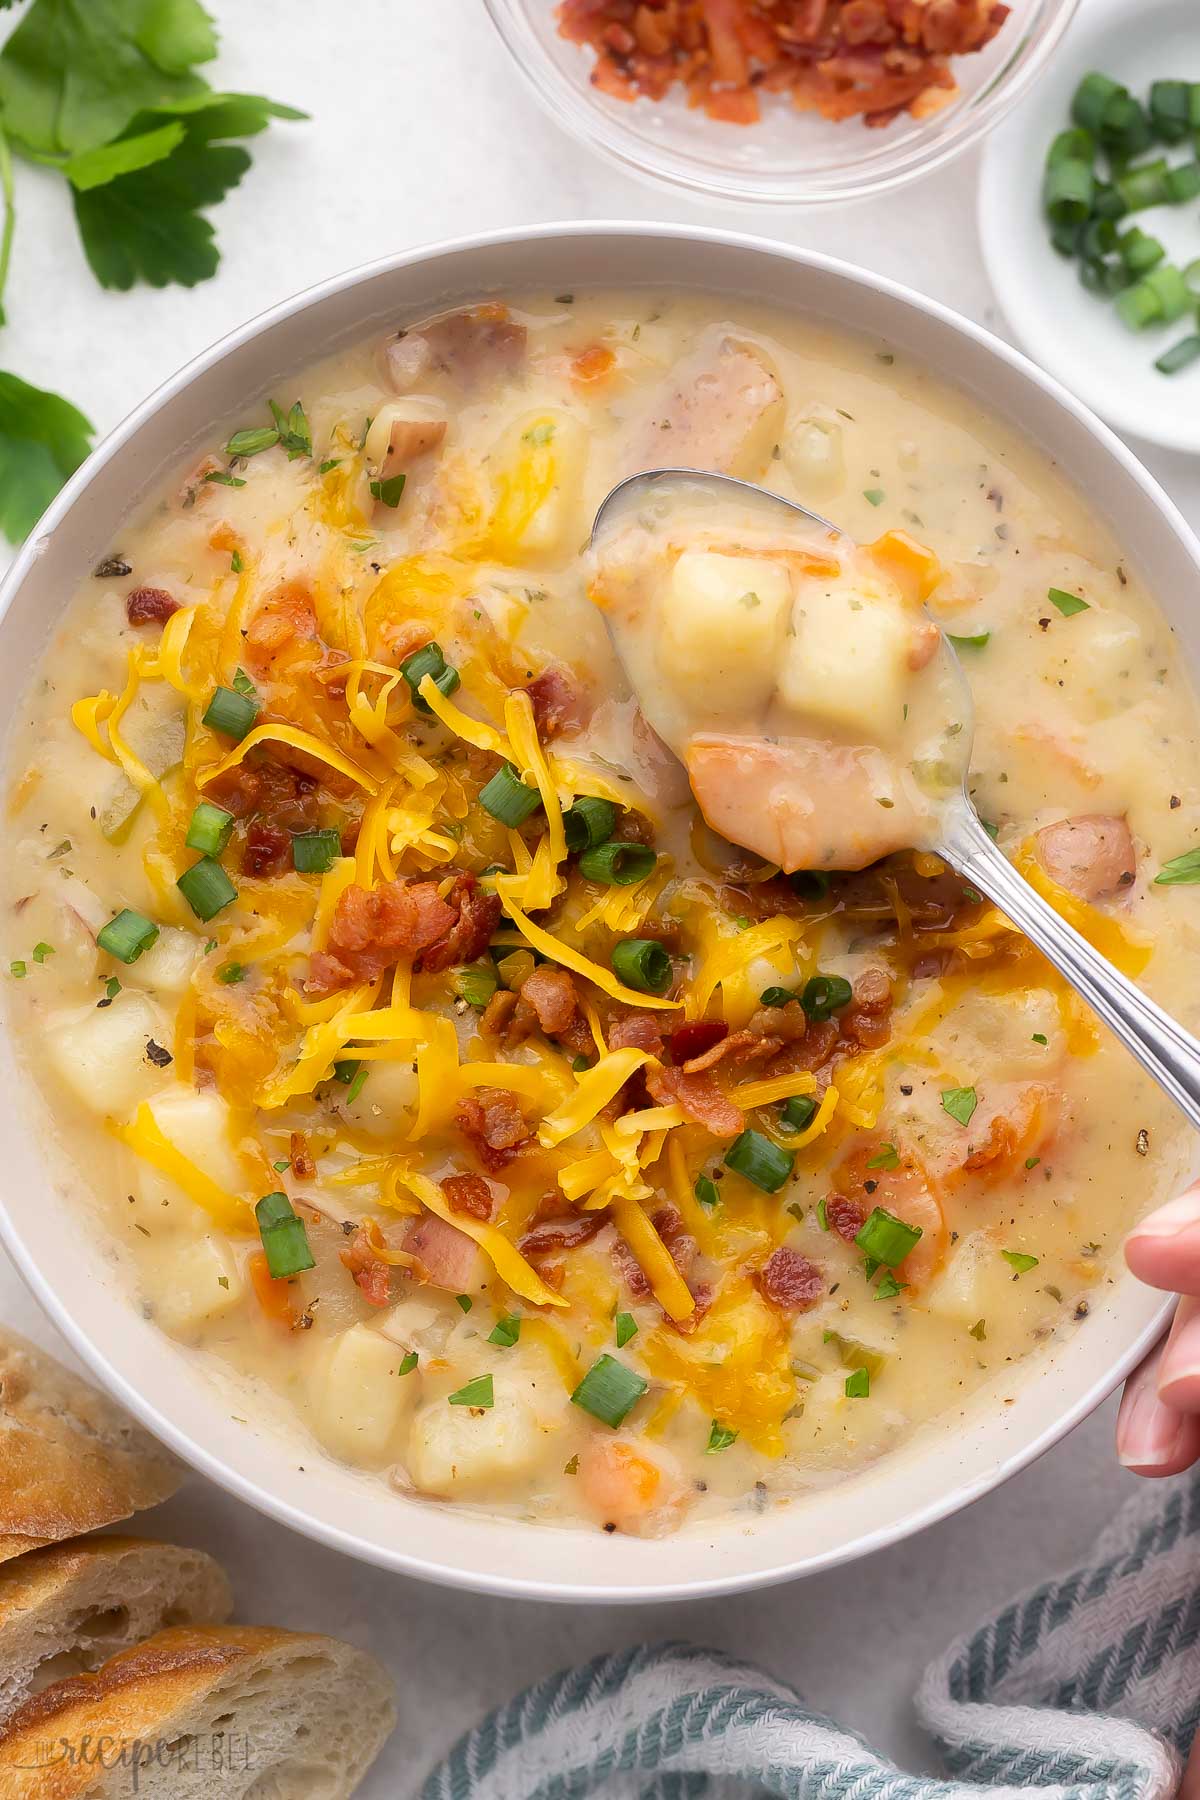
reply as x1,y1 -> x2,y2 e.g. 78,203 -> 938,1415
423,1472 -> 1200,1799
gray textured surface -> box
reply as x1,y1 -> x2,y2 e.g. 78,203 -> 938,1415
0,2 -> 1192,1793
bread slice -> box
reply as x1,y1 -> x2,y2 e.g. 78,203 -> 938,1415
0,1329 -> 180,1564
0,1538 -> 232,1725
0,1625 -> 397,1798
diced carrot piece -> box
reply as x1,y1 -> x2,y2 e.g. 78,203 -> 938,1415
249,1250 -> 298,1328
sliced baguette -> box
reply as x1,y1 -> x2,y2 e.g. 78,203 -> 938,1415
0,1538 -> 232,1725
0,1624 -> 397,1798
0,1328 -> 180,1565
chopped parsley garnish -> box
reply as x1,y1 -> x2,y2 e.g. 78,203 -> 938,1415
370,473 -> 407,509
845,1367 -> 871,1398
1047,586 -> 1089,617
706,1420 -> 738,1453
448,1375 -> 493,1409
865,1143 -> 900,1171
863,488 -> 885,506
488,1314 -> 521,1348
269,399 -> 312,460
1001,1249 -> 1040,1275
398,1351 -> 418,1376
1031,1032 -> 1048,1045
217,961 -> 245,985
941,1085 -> 978,1126
614,1311 -> 638,1348
1155,847 -> 1200,885
694,1174 -> 720,1209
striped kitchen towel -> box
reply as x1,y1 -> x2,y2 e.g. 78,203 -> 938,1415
422,1470 -> 1200,1799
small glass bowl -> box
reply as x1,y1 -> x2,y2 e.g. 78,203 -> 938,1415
482,0 -> 1081,206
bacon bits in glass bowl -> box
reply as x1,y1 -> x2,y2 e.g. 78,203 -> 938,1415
482,0 -> 1081,204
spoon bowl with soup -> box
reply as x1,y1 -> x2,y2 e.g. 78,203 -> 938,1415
590,468 -> 1200,1134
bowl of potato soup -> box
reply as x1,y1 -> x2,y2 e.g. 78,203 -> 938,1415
1,224 -> 1198,1602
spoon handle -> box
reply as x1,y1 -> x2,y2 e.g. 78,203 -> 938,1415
938,804 -> 1200,1135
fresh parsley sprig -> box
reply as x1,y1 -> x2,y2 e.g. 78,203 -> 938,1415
0,0 -> 304,543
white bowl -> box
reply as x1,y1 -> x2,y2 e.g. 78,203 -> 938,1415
0,224 -> 1187,1603
979,0 -> 1200,453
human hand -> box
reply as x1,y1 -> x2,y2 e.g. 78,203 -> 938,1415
1117,1187 -> 1200,1475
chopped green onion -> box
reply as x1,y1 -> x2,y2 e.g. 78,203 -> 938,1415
1071,71 -> 1125,133
255,1192 -> 315,1278
845,1367 -> 870,1399
578,841 -> 656,886
102,976 -> 121,1001
611,937 -> 671,995
947,632 -> 990,651
399,641 -> 461,713
448,1374 -> 494,1408
217,961 -> 245,985
1001,1249 -> 1040,1276
1080,218 -> 1118,261
177,857 -> 237,922
1047,125 -> 1095,166
1116,158 -> 1170,214
824,1329 -> 887,1377
874,1271 -> 906,1301
1150,79 -> 1193,142
1032,1032 -> 1048,1046
563,796 -> 617,854
570,1354 -> 647,1427
1155,847 -> 1200,885
1118,226 -> 1165,275
1116,279 -> 1163,331
488,1314 -> 521,1347
479,762 -> 542,827
759,986 -> 796,1008
202,683 -> 259,740
370,473 -> 407,508
1043,157 -> 1094,226
292,829 -> 342,874
9,961 -> 25,979
1156,335 -> 1200,375
225,426 -> 279,459
779,1095 -> 817,1134
866,1143 -> 901,1171
724,1128 -> 794,1194
1145,263 -> 1193,323
450,964 -> 499,1008
185,801 -> 235,857
706,1420 -> 738,1453
345,1067 -> 368,1104
1050,216 -> 1083,257
455,1294 -> 474,1313
941,1086 -> 978,1126
800,973 -> 853,1021
1047,587 -> 1090,617
332,1059 -> 361,1085
398,1350 -> 418,1376
1166,161 -> 1200,205
32,942 -> 53,963
694,1174 -> 720,1209
96,908 -> 159,964
856,1206 -> 923,1267
1100,91 -> 1152,157
615,1311 -> 638,1347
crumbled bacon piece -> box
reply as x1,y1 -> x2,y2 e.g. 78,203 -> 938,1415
418,874 -> 502,975
608,1011 -> 666,1056
681,1029 -> 778,1074
745,1000 -> 808,1044
520,1214 -> 604,1257
289,1131 -> 316,1181
339,1222 -> 392,1308
668,1019 -> 728,1066
440,1173 -> 495,1221
757,1247 -> 824,1313
403,1212 -> 480,1292
839,968 -> 894,1052
645,1065 -> 743,1138
244,580 -> 318,673
206,754 -> 317,826
456,1087 -> 530,1171
825,1193 -> 867,1244
306,878 -> 461,993
479,988 -> 519,1038
243,820 -> 291,878
125,586 -> 179,626
525,666 -> 589,739
612,1233 -> 652,1299
558,0 -> 1008,129
651,1204 -> 697,1281
671,1280 -> 715,1336
517,965 -> 579,1036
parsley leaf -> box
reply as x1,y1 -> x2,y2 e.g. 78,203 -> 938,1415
72,136 -> 251,289
0,369 -> 93,542
941,1085 -> 978,1127
0,0 -> 217,156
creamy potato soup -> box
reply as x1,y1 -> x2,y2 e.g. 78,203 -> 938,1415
4,292 -> 1200,1538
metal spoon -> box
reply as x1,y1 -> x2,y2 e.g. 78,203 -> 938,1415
592,467 -> 1200,1134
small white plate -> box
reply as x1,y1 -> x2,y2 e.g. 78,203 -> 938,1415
979,0 -> 1200,453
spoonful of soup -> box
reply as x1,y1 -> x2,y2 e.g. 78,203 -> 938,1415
589,468 -> 1200,1133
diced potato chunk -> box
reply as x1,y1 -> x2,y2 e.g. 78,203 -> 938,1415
123,927 -> 198,1000
148,1088 -> 248,1194
488,411 -> 587,561
407,1377 -> 556,1496
659,551 -> 791,724
778,573 -> 911,736
310,1323 -> 419,1465
925,1229 -> 1020,1327
346,1058 -> 418,1138
144,1232 -> 243,1338
44,993 -> 164,1117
